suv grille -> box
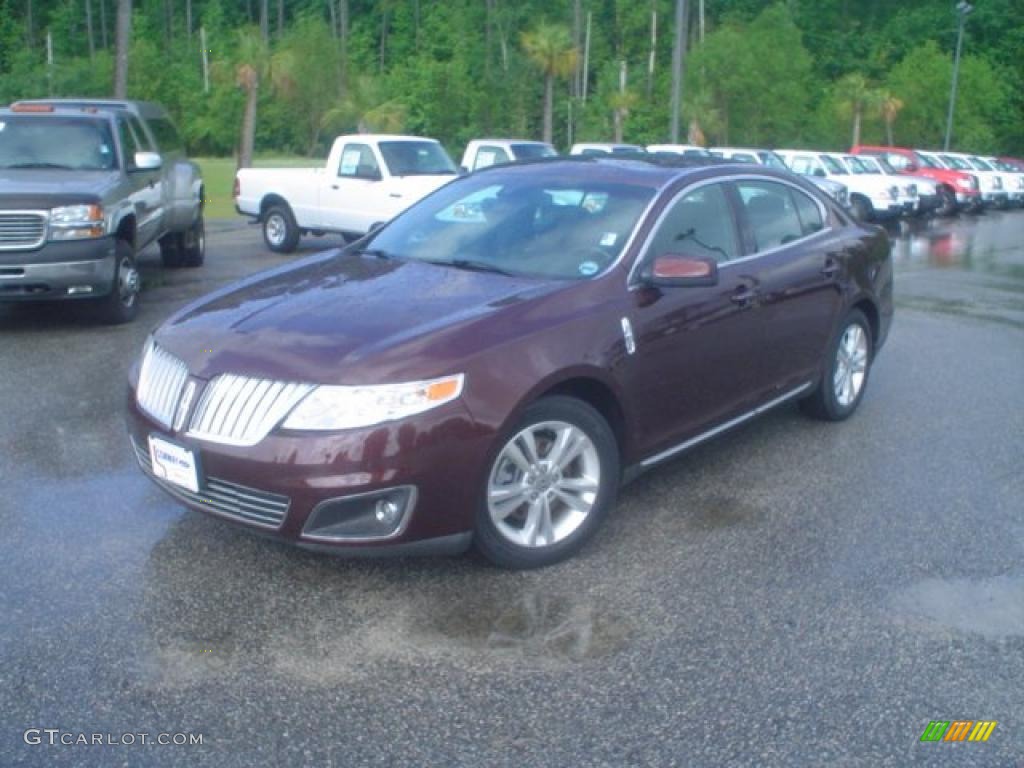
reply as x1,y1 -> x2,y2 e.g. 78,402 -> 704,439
131,438 -> 289,528
0,211 -> 47,251
188,374 -> 314,447
136,341 -> 190,429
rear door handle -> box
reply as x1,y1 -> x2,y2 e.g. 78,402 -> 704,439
730,285 -> 757,307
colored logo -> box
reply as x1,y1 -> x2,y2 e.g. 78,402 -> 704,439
920,720 -> 997,742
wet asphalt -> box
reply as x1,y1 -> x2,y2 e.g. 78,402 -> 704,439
1,212 -> 1023,767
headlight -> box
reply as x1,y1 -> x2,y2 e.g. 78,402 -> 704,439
281,374 -> 465,431
49,204 -> 105,240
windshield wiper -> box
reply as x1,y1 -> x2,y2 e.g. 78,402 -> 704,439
354,247 -> 395,260
427,258 -> 514,276
4,162 -> 75,170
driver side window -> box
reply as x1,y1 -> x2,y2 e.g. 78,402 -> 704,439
338,144 -> 380,179
646,183 -> 739,264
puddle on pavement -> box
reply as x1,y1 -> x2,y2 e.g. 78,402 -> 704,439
428,590 -> 634,662
889,576 -> 1024,639
888,214 -> 1024,280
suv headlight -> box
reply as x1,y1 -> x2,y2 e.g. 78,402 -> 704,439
49,204 -> 106,240
281,374 -> 465,431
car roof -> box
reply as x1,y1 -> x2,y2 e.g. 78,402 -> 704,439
0,104 -> 121,120
469,138 -> 550,146
15,98 -> 165,119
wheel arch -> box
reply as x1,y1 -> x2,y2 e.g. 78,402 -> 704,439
850,296 -> 880,347
259,194 -> 292,220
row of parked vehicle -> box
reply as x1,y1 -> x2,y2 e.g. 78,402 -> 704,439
568,141 -> 1024,221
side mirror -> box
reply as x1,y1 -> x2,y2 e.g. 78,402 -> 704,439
813,168 -> 826,177
905,163 -> 918,172
367,221 -> 385,234
133,151 -> 162,171
458,165 -> 470,176
643,254 -> 719,287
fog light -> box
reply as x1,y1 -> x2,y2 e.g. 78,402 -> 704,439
375,498 -> 401,526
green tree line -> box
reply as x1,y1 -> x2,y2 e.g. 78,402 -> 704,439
1,0 -> 1021,160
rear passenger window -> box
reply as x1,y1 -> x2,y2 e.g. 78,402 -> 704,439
791,188 -> 824,236
647,183 -> 738,264
474,146 -> 510,170
736,180 -> 804,252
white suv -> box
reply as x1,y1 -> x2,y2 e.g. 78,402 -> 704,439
461,139 -> 557,172
777,149 -> 905,221
984,156 -> 1024,206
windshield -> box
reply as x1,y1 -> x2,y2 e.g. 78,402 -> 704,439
0,116 -> 117,170
819,155 -> 846,175
914,152 -> 941,169
759,151 -> 788,170
967,156 -> 993,171
857,156 -> 883,173
365,174 -> 655,281
511,143 -> 557,160
843,155 -> 878,174
940,155 -> 971,171
378,141 -> 456,176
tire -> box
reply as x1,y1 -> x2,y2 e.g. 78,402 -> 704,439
180,214 -> 205,267
95,239 -> 140,324
801,308 -> 872,422
936,187 -> 958,217
159,214 -> 205,268
262,204 -> 300,253
474,396 -> 620,569
850,196 -> 872,222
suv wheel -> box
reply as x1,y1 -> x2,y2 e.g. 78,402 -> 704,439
474,396 -> 619,569
802,309 -> 872,421
263,204 -> 300,253
936,187 -> 958,217
95,240 -> 140,324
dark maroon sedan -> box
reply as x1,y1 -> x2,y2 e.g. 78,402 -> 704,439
127,158 -> 892,568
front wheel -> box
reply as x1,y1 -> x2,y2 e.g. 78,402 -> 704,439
94,240 -> 140,324
850,196 -> 872,222
262,204 -> 300,253
801,309 -> 872,421
474,396 -> 620,569
936,187 -> 958,217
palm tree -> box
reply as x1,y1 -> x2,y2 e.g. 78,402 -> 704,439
878,92 -> 904,146
235,27 -> 269,170
835,73 -> 880,148
521,23 -> 578,144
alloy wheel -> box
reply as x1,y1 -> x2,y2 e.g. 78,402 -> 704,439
833,323 -> 868,407
487,421 -> 601,549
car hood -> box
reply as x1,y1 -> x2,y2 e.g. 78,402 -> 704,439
156,250 -> 568,385
0,169 -> 121,208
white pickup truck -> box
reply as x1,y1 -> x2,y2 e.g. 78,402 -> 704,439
235,134 -> 459,252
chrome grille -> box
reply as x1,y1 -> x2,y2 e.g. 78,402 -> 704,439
136,341 -> 190,429
188,374 -> 314,447
131,438 -> 289,528
0,211 -> 47,251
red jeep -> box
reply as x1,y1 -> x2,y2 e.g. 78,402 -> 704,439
851,145 -> 980,214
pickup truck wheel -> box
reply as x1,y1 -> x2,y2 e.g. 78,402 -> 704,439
850,196 -> 872,222
263,205 -> 300,253
95,240 -> 140,324
181,214 -> 205,267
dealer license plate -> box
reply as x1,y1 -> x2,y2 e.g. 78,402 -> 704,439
148,435 -> 199,493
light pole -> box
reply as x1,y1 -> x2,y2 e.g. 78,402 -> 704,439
943,1 -> 973,151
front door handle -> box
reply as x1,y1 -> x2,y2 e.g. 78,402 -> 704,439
331,184 -> 340,190
730,285 -> 757,307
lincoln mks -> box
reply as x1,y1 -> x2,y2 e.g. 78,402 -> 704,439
127,158 -> 892,568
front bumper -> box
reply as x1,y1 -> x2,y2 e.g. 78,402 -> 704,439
126,390 -> 490,555
0,237 -> 116,301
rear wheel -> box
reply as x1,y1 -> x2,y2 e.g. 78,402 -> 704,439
850,195 -> 872,222
160,214 -> 205,268
262,204 -> 300,253
801,309 -> 872,421
95,239 -> 140,324
475,396 -> 619,569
